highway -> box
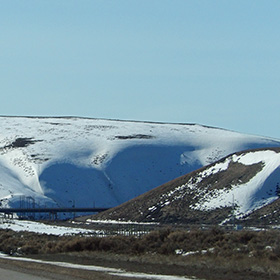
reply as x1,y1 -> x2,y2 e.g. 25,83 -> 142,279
0,255 -> 198,280
0,260 -> 98,280
0,267 -> 54,280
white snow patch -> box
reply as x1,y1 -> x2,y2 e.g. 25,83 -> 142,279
192,150 -> 280,216
199,158 -> 231,178
86,219 -> 158,225
0,219 -> 95,236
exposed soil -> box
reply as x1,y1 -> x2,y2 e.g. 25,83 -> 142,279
114,134 -> 155,140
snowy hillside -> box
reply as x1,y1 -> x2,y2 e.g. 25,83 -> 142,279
0,116 -> 279,211
190,149 -> 280,216
94,147 -> 280,225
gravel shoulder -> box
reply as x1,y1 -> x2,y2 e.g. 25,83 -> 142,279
0,256 -> 118,280
0,251 -> 279,280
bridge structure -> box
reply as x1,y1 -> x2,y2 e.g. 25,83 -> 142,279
0,207 -> 110,220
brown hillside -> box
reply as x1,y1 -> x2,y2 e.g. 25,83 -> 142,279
92,147 -> 280,225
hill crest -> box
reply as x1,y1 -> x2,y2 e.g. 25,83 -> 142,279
0,116 -> 279,212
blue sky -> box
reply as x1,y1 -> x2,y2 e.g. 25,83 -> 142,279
1,1 -> 280,138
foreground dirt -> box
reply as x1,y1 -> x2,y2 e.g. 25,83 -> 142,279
1,251 -> 279,280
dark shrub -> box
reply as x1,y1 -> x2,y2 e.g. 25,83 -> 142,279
237,231 -> 255,244
21,244 -> 39,254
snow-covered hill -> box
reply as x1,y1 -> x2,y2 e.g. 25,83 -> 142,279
94,147 -> 280,225
0,116 -> 279,211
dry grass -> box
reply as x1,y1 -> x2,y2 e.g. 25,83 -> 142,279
1,227 -> 280,266
2,227 -> 280,279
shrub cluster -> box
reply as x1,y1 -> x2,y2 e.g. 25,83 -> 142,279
1,227 -> 280,261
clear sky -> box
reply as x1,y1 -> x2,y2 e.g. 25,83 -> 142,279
1,1 -> 280,138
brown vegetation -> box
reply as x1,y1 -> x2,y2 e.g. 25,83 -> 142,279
1,227 -> 280,261
2,227 -> 280,279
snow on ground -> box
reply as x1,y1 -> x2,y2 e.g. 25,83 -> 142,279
85,219 -> 158,225
0,219 -> 97,236
0,116 -> 279,213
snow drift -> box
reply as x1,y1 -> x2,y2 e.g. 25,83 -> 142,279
0,116 -> 279,210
